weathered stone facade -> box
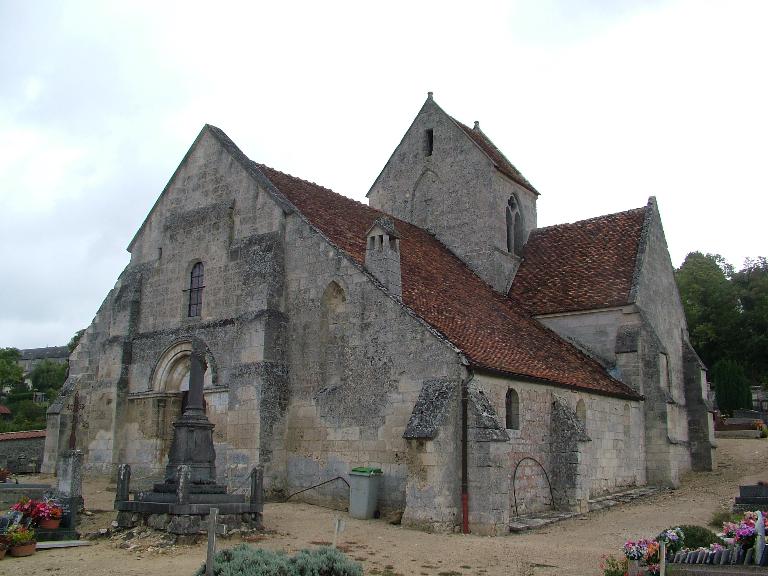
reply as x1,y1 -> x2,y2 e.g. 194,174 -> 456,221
43,94 -> 713,535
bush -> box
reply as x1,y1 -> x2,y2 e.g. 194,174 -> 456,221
679,525 -> 724,549
709,510 -> 742,530
289,547 -> 363,576
713,359 -> 751,414
599,554 -> 627,576
194,544 -> 363,576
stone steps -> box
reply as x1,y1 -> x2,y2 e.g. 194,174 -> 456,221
509,486 -> 664,533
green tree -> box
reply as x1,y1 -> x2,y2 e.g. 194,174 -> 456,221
29,359 -> 67,396
711,358 -> 751,414
67,329 -> 85,353
675,253 -> 742,370
732,257 -> 768,385
0,347 -> 24,392
0,399 -> 47,432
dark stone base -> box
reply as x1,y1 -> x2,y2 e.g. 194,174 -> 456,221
37,527 -> 80,541
151,482 -> 227,494
115,510 -> 261,535
135,491 -> 240,504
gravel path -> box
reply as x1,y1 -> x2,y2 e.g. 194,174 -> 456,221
6,438 -> 765,576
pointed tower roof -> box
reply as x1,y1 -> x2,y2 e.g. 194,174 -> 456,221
365,93 -> 539,197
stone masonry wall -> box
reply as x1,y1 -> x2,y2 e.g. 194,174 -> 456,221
633,201 -> 695,484
470,373 -> 645,533
538,307 -> 629,367
0,435 -> 46,473
44,131 -> 289,489
367,97 -> 537,293
278,209 -> 464,522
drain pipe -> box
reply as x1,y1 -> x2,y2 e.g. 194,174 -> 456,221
461,366 -> 473,534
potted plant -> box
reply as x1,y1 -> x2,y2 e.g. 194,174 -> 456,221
7,526 -> 36,557
38,501 -> 63,530
0,534 -> 9,560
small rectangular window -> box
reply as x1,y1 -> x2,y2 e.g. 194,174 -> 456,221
425,129 -> 434,156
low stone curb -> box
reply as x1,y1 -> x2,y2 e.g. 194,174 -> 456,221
509,486 -> 664,533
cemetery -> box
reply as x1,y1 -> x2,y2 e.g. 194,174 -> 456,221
0,437 -> 765,575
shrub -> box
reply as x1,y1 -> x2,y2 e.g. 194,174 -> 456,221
194,544 -> 363,576
679,525 -> 724,549
709,510 -> 742,530
599,554 -> 627,576
289,547 -> 363,576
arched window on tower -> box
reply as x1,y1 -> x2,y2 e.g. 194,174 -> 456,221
505,388 -> 520,430
506,195 -> 524,255
188,262 -> 204,317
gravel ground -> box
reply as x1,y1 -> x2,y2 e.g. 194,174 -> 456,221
4,438 -> 765,576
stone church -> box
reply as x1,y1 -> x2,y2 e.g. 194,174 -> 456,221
43,94 -> 715,534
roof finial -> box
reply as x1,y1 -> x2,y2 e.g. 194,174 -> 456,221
427,91 -> 433,100
473,121 -> 480,130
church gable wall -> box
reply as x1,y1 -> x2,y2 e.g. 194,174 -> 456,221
45,133 -> 291,486
368,99 -> 534,292
632,203 -> 694,484
278,211 -> 464,520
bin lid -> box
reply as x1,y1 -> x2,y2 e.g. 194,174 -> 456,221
350,466 -> 383,476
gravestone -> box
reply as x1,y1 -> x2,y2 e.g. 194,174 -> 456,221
733,483 -> 768,512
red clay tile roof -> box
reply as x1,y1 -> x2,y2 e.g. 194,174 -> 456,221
453,120 -> 539,195
510,208 -> 647,315
0,405 -> 10,415
0,430 -> 45,441
250,163 -> 639,400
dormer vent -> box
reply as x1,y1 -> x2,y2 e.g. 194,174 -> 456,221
365,217 -> 402,298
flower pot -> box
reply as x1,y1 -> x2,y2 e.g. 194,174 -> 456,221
0,547 -> 7,560
9,542 -> 36,557
39,518 -> 61,530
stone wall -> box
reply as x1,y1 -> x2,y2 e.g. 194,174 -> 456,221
367,96 -> 537,293
43,129 -> 469,531
0,432 -> 46,473
535,201 -> 710,486
466,373 -> 646,534
43,130 -> 289,489
278,208 -> 464,522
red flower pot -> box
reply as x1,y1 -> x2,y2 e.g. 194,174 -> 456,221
9,542 -> 36,557
39,518 -> 61,530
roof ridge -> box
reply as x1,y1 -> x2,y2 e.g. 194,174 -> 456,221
531,206 -> 647,234
252,162 -> 375,212
450,116 -> 539,195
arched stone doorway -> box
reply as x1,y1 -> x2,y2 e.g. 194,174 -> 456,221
149,340 -> 216,460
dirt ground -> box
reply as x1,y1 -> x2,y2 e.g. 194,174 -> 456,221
4,439 -> 767,576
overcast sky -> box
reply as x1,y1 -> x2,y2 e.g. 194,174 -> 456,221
1,0 -> 766,349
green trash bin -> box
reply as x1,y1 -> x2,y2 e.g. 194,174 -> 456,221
349,467 -> 383,519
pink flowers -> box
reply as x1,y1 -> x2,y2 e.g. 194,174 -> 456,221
623,539 -> 655,560
10,497 -> 63,524
723,510 -> 767,549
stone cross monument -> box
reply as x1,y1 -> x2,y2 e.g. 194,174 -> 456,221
163,339 -> 217,485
